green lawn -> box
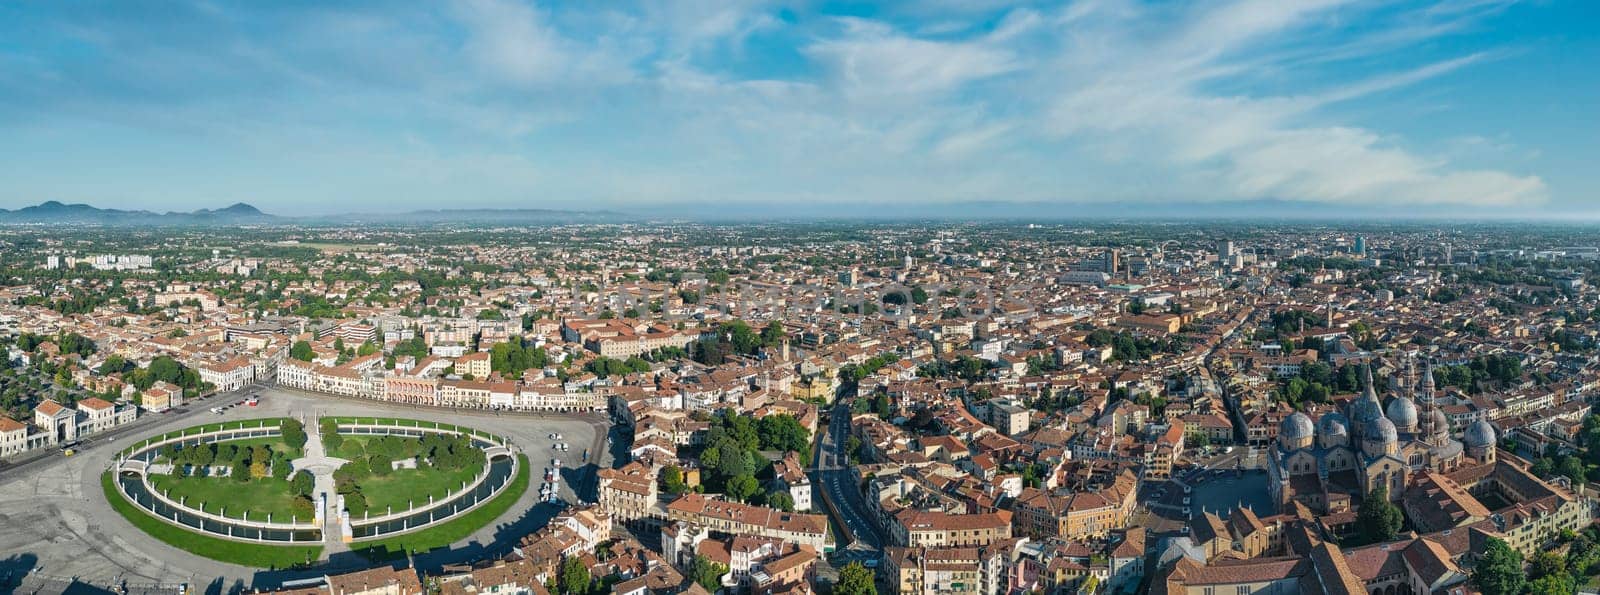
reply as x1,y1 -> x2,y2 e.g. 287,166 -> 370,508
333,435 -> 487,515
148,473 -> 312,523
101,472 -> 321,569
358,460 -> 485,515
351,454 -> 530,560
328,435 -> 375,461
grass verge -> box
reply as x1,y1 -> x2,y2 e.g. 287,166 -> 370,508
350,454 -> 530,560
101,471 -> 321,569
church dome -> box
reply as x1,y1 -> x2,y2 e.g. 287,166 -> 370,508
1317,412 -> 1349,449
1386,397 -> 1418,430
1350,390 -> 1384,427
1464,420 -> 1497,448
1426,409 -> 1450,435
1317,412 -> 1349,437
1367,417 -> 1399,445
1281,412 -> 1314,442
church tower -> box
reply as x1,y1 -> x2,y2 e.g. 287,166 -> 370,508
1418,361 -> 1449,445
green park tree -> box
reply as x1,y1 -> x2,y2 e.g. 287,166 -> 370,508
690,555 -> 728,592
1472,537 -> 1524,595
290,340 -> 315,362
1355,485 -> 1402,544
836,562 -> 878,595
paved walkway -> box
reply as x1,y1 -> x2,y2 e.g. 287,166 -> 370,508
294,417 -> 349,559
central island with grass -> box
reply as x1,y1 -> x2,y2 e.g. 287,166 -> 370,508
105,416 -> 526,568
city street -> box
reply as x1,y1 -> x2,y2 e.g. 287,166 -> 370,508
812,400 -> 885,554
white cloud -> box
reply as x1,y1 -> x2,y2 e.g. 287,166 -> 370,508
804,17 -> 1022,100
0,0 -> 1552,210
1033,0 -> 1545,206
450,0 -> 636,87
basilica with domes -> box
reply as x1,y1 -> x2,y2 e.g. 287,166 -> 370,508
1267,361 -> 1500,511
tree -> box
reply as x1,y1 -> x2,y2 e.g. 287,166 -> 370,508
97,355 -> 128,375
290,471 -> 314,497
291,495 -> 316,518
368,453 -> 393,475
320,419 -> 343,451
836,562 -> 877,595
1355,485 -> 1402,545
281,418 -> 307,450
691,555 -> 728,592
725,474 -> 760,503
1558,455 -> 1586,484
344,489 -> 369,518
1472,537 -> 1525,595
191,444 -> 216,467
767,491 -> 795,512
1569,534 -> 1600,577
558,555 -> 591,595
290,340 -> 315,362
662,466 -> 688,495
1530,551 -> 1567,582
1533,457 -> 1555,478
757,414 -> 810,454
144,356 -> 186,388
761,320 -> 786,347
272,453 -> 293,480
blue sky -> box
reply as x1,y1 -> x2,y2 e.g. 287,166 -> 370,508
0,0 -> 1595,216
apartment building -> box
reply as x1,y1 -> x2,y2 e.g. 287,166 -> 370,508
0,417 -> 26,457
141,381 -> 183,412
884,546 -> 982,595
457,351 -> 491,379
561,318 -> 699,358
665,494 -> 830,551
598,461 -> 659,523
198,357 -> 255,392
889,510 -> 1013,548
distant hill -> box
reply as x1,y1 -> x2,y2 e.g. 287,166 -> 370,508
0,201 -> 278,225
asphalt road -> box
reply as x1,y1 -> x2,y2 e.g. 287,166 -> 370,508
812,401 -> 886,552
0,389 -> 249,477
0,384 -> 610,594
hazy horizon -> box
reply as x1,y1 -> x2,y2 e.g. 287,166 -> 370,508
1,1 -> 1596,216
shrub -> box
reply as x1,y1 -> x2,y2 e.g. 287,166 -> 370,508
368,454 -> 393,476
291,495 -> 316,518
290,470 -> 315,497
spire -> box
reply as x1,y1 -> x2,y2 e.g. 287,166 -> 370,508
1362,363 -> 1377,400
